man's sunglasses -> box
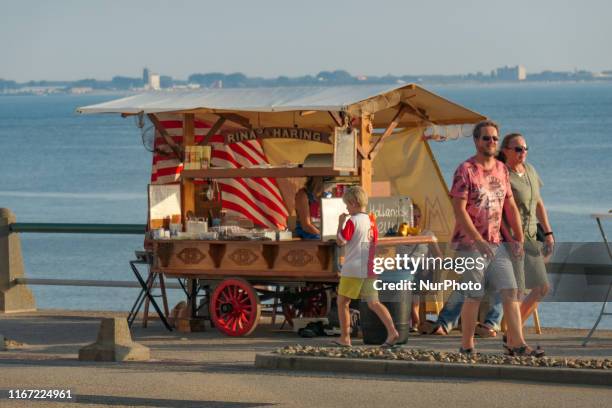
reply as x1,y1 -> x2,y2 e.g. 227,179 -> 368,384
507,146 -> 529,153
480,135 -> 499,142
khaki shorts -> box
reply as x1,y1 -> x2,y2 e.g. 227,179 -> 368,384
458,244 -> 517,298
338,277 -> 379,301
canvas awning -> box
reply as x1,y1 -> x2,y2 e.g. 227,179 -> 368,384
77,84 -> 486,130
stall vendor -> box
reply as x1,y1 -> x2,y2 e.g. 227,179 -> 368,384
294,176 -> 324,239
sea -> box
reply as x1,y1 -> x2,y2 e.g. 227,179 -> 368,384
1,82 -> 611,329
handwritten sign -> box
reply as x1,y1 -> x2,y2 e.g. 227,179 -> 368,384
321,196 -> 413,240
368,196 -> 413,236
333,127 -> 357,171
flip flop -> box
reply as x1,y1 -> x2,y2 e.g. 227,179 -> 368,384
330,340 -> 351,348
381,341 -> 399,349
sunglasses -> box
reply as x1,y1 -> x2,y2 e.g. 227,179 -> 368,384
507,146 -> 529,153
480,135 -> 499,142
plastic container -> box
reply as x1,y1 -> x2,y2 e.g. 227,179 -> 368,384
359,269 -> 412,345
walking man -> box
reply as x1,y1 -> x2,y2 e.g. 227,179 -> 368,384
449,120 -> 544,356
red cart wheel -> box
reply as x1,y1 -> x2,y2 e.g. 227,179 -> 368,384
282,284 -> 330,327
211,278 -> 261,336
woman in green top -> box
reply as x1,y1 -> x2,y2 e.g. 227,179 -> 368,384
499,133 -> 554,325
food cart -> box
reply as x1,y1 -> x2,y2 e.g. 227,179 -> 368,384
78,84 -> 486,336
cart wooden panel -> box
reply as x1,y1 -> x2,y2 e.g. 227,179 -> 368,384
150,235 -> 435,280
151,239 -> 338,281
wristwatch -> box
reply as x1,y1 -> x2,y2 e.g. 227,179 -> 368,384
544,231 -> 554,237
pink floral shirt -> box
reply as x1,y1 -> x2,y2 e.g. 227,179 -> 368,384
449,156 -> 513,247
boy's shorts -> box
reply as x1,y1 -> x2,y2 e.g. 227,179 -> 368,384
338,277 -> 379,301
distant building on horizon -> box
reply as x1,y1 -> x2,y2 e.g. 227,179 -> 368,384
143,67 -> 150,84
495,65 -> 527,81
148,73 -> 161,90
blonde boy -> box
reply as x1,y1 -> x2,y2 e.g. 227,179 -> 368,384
335,186 -> 399,347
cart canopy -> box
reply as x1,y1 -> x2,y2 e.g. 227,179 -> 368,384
77,84 -> 485,129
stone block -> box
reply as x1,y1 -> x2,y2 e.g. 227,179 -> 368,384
1,208 -> 36,313
78,318 -> 150,362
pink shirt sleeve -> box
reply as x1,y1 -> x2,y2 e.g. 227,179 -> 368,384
450,164 -> 470,199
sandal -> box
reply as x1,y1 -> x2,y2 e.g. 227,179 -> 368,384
475,323 -> 497,338
330,340 -> 351,348
419,320 -> 447,335
459,347 -> 476,356
508,344 -> 545,358
381,341 -> 398,349
502,334 -> 511,354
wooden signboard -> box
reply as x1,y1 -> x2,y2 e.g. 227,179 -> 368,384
333,127 -> 357,172
224,127 -> 331,144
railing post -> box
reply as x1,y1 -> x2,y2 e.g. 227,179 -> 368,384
1,208 -> 36,313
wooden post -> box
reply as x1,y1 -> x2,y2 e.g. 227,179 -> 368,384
181,113 -> 195,223
359,114 -> 373,195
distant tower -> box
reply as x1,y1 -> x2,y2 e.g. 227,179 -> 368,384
143,67 -> 150,84
148,74 -> 161,90
517,65 -> 527,81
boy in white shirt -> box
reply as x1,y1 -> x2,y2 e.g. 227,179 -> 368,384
335,186 -> 399,347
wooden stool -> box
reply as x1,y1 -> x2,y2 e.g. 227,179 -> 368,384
499,306 -> 542,334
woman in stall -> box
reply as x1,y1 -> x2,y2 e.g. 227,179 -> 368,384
294,176 -> 324,239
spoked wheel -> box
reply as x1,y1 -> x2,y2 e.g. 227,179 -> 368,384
210,278 -> 261,336
282,284 -> 330,328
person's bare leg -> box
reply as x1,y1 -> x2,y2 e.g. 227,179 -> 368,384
367,300 -> 399,344
520,285 -> 549,325
337,295 -> 352,346
411,295 -> 420,328
501,289 -> 525,347
460,298 -> 480,350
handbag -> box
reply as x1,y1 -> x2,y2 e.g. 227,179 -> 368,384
536,223 -> 546,243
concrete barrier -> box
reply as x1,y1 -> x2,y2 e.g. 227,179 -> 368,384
0,208 -> 36,313
79,318 -> 150,362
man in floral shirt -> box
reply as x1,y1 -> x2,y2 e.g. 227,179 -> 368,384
449,120 -> 544,357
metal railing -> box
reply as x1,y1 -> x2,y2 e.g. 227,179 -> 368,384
10,223 -> 145,234
9,222 -> 165,288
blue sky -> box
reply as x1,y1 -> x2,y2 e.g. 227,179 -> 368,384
1,0 -> 610,81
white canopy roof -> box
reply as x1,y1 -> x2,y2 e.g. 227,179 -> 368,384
77,84 -> 486,128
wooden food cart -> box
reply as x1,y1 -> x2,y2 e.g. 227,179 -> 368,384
78,84 -> 486,336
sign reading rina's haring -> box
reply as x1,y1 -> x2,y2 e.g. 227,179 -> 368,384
224,128 -> 331,144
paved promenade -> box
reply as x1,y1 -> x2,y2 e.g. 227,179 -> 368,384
1,310 -> 611,407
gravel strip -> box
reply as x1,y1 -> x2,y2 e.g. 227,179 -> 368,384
277,345 -> 612,369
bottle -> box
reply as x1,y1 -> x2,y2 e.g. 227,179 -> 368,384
401,197 -> 414,228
